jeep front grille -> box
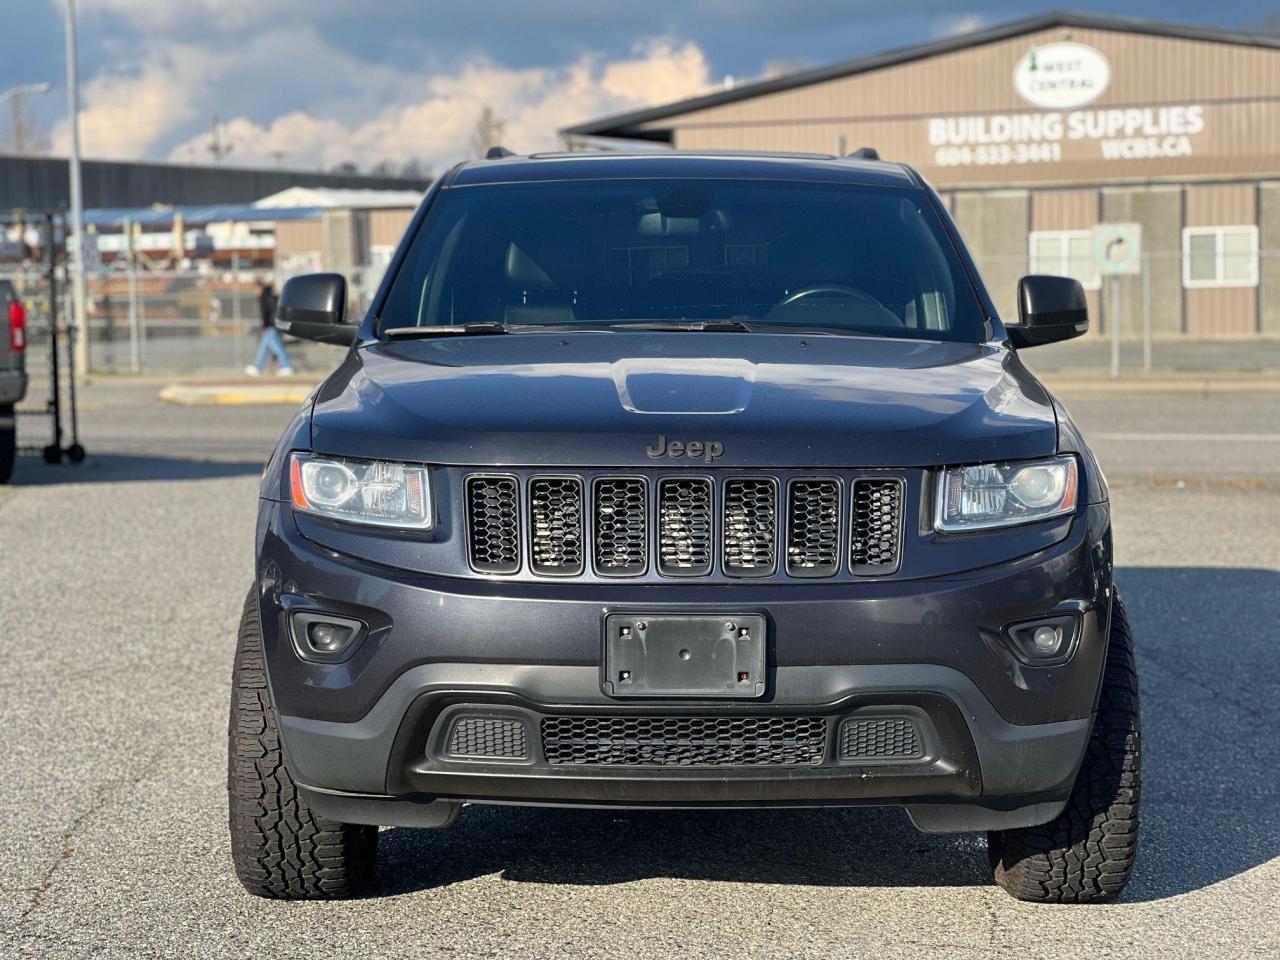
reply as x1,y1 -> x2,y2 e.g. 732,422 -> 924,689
465,475 -> 520,574
542,715 -> 827,766
722,478 -> 778,577
657,477 -> 713,576
529,477 -> 584,576
593,477 -> 648,576
850,478 -> 904,575
462,471 -> 906,580
786,478 -> 841,577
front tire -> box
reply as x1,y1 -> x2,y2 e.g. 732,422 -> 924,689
987,594 -> 1140,902
228,591 -> 377,899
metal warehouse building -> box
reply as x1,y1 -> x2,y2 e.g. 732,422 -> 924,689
564,12 -> 1280,341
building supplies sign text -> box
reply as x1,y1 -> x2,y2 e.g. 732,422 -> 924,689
929,105 -> 1204,167
929,42 -> 1204,167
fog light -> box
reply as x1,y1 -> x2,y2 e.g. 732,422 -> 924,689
307,622 -> 353,653
290,611 -> 366,663
1031,625 -> 1061,652
1004,615 -> 1077,665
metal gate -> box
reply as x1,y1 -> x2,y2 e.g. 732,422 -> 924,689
1,210 -> 85,467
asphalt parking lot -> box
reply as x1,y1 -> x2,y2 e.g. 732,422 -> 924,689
1,380 -> 1278,959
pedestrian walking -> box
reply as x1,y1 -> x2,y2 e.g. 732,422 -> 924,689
245,279 -> 293,376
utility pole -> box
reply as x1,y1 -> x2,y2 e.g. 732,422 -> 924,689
63,0 -> 89,378
0,82 -> 51,153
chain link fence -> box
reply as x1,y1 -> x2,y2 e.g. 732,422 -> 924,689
966,248 -> 1280,373
6,248 -> 1280,377
1,258 -> 389,377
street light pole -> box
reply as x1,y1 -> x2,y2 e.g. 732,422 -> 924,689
63,0 -> 89,378
0,82 -> 53,155
0,82 -> 53,107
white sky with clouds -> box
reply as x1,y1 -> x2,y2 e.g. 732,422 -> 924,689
52,31 -> 713,172
47,3 -> 720,172
4,0 -> 1272,173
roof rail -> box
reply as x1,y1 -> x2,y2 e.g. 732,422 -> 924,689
484,146 -> 515,159
846,147 -> 880,160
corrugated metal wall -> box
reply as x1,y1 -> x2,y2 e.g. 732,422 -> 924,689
0,155 -> 433,211
1183,183 -> 1258,335
644,25 -> 1280,190
368,209 -> 415,247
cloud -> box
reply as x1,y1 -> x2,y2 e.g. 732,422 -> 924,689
50,21 -> 709,168
161,39 -> 712,172
932,13 -> 987,38
50,43 -> 212,158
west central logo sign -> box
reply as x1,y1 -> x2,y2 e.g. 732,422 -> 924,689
1013,41 -> 1110,109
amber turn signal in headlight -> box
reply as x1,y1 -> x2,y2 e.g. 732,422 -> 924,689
289,453 -> 433,529
935,455 -> 1078,532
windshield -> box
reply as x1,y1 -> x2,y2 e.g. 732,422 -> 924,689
379,178 -> 988,342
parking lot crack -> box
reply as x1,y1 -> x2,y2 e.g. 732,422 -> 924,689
3,759 -> 157,934
1139,650 -> 1269,721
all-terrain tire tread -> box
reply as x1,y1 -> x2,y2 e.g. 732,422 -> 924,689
988,593 -> 1140,903
227,590 -> 376,899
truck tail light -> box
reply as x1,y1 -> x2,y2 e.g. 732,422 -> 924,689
8,299 -> 26,351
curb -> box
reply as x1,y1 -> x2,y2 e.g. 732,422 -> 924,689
159,382 -> 318,406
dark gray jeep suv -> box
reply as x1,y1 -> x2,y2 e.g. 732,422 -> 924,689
230,152 -> 1139,903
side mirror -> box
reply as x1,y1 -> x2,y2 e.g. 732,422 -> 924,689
1007,275 -> 1089,348
274,273 -> 356,346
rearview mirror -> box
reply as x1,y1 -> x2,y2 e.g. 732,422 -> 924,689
1006,275 -> 1089,348
274,273 -> 356,346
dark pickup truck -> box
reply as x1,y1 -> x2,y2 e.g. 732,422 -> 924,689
0,279 -> 27,482
228,152 -> 1139,903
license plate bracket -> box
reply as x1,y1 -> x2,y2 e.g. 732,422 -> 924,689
602,614 -> 766,698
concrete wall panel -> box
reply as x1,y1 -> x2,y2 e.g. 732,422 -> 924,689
1261,183 -> 1280,335
951,190 -> 1029,321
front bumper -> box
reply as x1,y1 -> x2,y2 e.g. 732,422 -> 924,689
255,499 -> 1112,832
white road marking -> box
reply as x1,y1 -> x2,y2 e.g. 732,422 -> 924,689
1095,432 -> 1280,443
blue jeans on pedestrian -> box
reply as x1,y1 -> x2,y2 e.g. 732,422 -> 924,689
253,327 -> 293,372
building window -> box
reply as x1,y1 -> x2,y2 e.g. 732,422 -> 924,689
1182,226 -> 1258,288
1028,230 -> 1100,290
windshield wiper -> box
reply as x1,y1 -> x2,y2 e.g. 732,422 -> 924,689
384,322 -> 511,339
605,320 -> 753,332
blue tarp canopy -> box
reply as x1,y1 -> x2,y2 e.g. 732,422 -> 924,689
83,204 -> 324,229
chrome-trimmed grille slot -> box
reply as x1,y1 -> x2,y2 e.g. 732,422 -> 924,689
465,475 -> 520,574
850,478 -> 904,575
593,476 -> 649,576
722,478 -> 778,577
657,477 -> 713,576
786,478 -> 841,577
462,470 -> 906,580
529,476 -> 584,576
542,715 -> 827,766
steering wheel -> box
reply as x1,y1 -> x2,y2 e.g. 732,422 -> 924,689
777,284 -> 887,310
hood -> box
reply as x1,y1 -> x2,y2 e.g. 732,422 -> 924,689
309,333 -> 1057,468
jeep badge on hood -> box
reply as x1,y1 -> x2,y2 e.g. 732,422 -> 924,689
645,435 -> 724,463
